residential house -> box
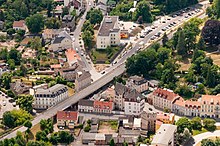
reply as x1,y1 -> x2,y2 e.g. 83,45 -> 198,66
82,133 -> 96,144
95,134 -> 106,145
62,15 -> 75,31
57,111 -> 78,129
97,16 -> 120,49
65,48 -> 81,66
172,97 -> 186,116
126,75 -> 149,93
50,31 -> 72,52
141,105 -> 157,133
156,113 -> 175,131
93,100 -> 114,114
185,100 -> 201,117
10,81 -> 32,95
78,99 -> 94,112
75,71 -> 91,92
114,82 -> 126,110
33,84 -> 68,109
152,88 -> 181,111
0,21 -> 4,30
200,94 -> 220,118
22,48 -> 37,59
13,20 -> 27,31
20,37 -> 33,46
42,29 -> 63,42
151,124 -> 177,146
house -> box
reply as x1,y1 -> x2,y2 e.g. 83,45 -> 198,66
126,75 -> 149,93
13,20 -> 27,31
0,21 -> 4,30
152,88 -> 181,111
57,111 -> 78,129
20,37 -> 33,46
33,84 -> 68,109
65,48 -> 81,66
172,97 -> 186,116
78,99 -> 94,112
93,100 -> 114,114
62,15 -> 75,31
97,16 -> 120,49
82,133 -> 96,144
185,100 -> 201,117
42,29 -> 63,42
22,48 -> 37,59
114,82 -> 145,115
151,124 -> 177,146
141,105 -> 157,133
50,64 -> 62,70
75,71 -> 91,92
156,113 -> 175,131
90,118 -> 99,133
10,81 -> 32,95
50,31 -> 72,52
200,94 -> 220,118
95,134 -> 106,145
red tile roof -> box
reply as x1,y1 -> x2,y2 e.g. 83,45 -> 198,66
201,94 -> 220,105
57,111 -> 78,121
13,20 -> 25,28
65,48 -> 81,64
173,97 -> 185,107
185,100 -> 201,109
153,88 -> 179,102
94,101 -> 113,110
50,64 -> 61,69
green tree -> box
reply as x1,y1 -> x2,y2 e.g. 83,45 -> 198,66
197,37 -> 206,50
157,47 -> 171,64
7,59 -> 15,70
62,6 -> 69,17
215,0 -> 220,18
47,0 -> 53,17
82,30 -> 93,49
45,17 -> 61,29
86,8 -> 103,25
191,117 -> 202,130
2,111 -> 15,128
8,48 -> 21,65
71,9 -> 76,17
109,138 -> 115,146
176,30 -> 187,56
36,131 -> 48,141
16,95 -> 33,113
133,1 -> 152,23
7,28 -> 15,36
25,14 -> 44,34
162,33 -> 168,47
201,139 -> 216,146
58,131 -> 74,144
212,84 -> 220,95
196,83 -> 206,94
176,117 -> 192,133
203,118 -> 216,131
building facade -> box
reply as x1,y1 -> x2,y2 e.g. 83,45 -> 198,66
57,111 -> 78,129
33,84 -> 68,109
96,16 -> 120,49
62,15 -> 75,31
75,71 -> 91,92
93,100 -> 114,114
78,100 -> 94,112
126,75 -> 149,93
141,105 -> 157,132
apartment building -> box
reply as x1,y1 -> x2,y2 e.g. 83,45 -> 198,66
141,105 -> 157,133
96,16 -> 120,49
151,124 -> 177,146
126,75 -> 149,93
33,84 -> 68,109
93,100 -> 114,114
75,71 -> 92,92
152,88 -> 180,111
78,100 -> 94,112
156,113 -> 175,131
200,94 -> 220,118
57,111 -> 78,129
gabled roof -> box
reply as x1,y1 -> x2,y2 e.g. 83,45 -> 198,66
13,20 -> 25,28
57,111 -> 78,121
53,36 -> 66,44
153,88 -> 180,102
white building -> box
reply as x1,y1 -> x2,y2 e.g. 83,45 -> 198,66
33,84 -> 68,109
141,105 -> 157,132
151,124 -> 177,146
78,99 -> 94,112
126,75 -> 149,93
96,16 -> 120,49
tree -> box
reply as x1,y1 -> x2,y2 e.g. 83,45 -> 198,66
109,139 -> 115,146
86,9 -> 103,25
215,0 -> 220,18
176,30 -> 187,56
157,47 -> 171,64
203,118 -> 216,131
175,84 -> 193,98
1,72 -> 12,89
201,139 -> 216,146
16,95 -> 33,113
24,120 -> 32,129
8,48 -> 21,65
197,37 -> 206,50
7,59 -> 15,70
133,1 -> 152,23
71,9 -> 76,17
58,131 -> 74,144
196,83 -> 206,94
123,142 -> 128,146
212,84 -> 220,95
181,128 -> 192,143
202,20 -> 220,46
25,14 -> 44,34
47,0 -> 53,17
62,6 -> 69,17
7,28 -> 15,36
2,111 -> 15,128
209,0 -> 214,3
84,125 -> 91,132
36,131 -> 48,141
176,117 -> 192,133
162,33 -> 168,47
82,30 -> 93,49
45,17 -> 61,29
191,117 -> 202,130
30,37 -> 42,50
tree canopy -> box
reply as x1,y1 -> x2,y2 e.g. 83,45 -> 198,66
25,14 -> 44,34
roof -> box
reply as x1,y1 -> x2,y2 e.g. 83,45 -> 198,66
65,48 -> 81,65
157,113 -> 174,121
95,133 -> 105,140
62,15 -> 74,21
201,94 -> 220,105
82,133 -> 96,140
50,64 -> 61,69
20,38 -> 32,45
151,124 -> 177,145
78,99 -> 94,107
13,20 -> 25,28
98,16 -> 120,36
133,118 -> 141,128
53,36 -> 66,44
93,100 -> 113,110
76,71 -> 91,82
57,111 -> 78,121
153,88 -> 180,102
35,84 -> 68,96
185,100 -> 201,108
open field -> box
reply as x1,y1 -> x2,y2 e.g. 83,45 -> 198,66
98,121 -> 118,134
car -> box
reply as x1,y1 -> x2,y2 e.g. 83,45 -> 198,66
88,2 -> 91,6
12,102 -> 16,107
185,15 -> 188,18
81,52 -> 84,56
59,127 -> 64,130
2,100 -> 6,106
75,48 -> 79,52
167,17 -> 171,20
101,71 -> 105,74
173,21 -> 176,24
172,15 -> 177,18
162,28 -> 166,31
188,13 -> 192,16
114,61 -> 117,64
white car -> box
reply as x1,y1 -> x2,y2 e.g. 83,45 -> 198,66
2,100 -> 6,106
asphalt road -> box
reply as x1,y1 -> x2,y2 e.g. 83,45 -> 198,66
0,0 -> 209,140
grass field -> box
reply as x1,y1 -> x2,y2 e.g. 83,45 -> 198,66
192,128 -> 208,136
98,120 -> 118,134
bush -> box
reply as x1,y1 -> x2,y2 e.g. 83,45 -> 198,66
203,118 -> 216,131
84,125 -> 91,132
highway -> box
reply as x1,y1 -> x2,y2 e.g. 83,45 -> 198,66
0,0 -> 209,140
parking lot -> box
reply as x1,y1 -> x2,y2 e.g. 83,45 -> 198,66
0,91 -> 19,119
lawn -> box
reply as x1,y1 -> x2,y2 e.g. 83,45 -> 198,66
98,120 -> 118,133
91,46 -> 120,64
192,128 -> 208,136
